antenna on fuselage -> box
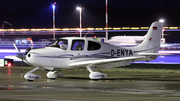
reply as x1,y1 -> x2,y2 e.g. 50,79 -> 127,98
84,30 -> 91,37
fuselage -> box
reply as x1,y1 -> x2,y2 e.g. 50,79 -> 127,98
25,37 -> 145,69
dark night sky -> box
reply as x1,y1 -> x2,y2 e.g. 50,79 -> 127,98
1,0 -> 180,28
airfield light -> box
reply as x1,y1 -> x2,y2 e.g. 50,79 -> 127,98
76,7 -> 82,11
7,63 -> 12,67
76,6 -> 82,37
159,19 -> 164,23
53,4 -> 55,9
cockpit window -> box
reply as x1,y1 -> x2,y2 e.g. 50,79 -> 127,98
47,40 -> 57,47
88,41 -> 101,51
71,40 -> 84,51
48,39 -> 68,50
58,40 -> 68,50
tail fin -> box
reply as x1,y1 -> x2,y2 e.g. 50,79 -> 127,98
132,21 -> 164,53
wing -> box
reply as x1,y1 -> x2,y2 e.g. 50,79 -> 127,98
69,56 -> 145,67
5,53 -> 25,60
4,56 -> 22,61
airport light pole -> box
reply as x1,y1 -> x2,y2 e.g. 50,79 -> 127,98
76,7 -> 82,37
52,2 -> 56,40
2,21 -> 12,36
106,0 -> 108,40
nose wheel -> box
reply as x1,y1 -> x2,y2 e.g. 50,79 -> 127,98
24,67 -> 41,81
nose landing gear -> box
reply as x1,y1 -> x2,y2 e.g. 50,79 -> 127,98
24,67 -> 41,81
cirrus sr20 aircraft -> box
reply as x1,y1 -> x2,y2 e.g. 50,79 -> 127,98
5,20 -> 164,81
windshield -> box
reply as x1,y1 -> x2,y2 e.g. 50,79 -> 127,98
47,40 -> 57,47
48,39 -> 68,50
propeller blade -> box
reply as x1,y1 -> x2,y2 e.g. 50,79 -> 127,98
13,43 -> 21,53
13,43 -> 26,60
12,43 -> 26,77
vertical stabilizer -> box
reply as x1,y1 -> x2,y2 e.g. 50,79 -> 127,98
132,21 -> 164,53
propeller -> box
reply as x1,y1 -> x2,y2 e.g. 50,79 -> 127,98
13,43 -> 26,77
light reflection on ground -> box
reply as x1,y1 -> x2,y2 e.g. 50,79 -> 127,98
1,68 -> 180,100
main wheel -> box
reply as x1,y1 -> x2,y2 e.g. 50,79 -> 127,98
28,80 -> 34,82
50,78 -> 56,80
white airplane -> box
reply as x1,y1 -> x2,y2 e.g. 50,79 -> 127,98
106,35 -> 145,45
5,20 -> 164,81
106,29 -> 168,47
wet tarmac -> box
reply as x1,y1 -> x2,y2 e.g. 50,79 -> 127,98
1,67 -> 180,101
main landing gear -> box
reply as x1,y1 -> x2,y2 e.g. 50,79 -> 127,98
24,67 -> 64,81
86,65 -> 107,80
46,71 -> 64,80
